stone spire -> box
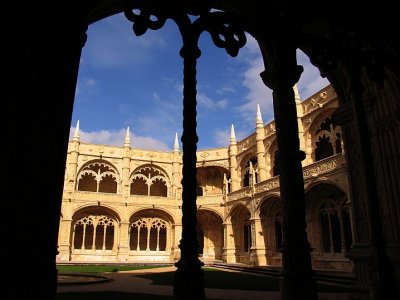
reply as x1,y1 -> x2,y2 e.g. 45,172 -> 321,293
255,104 -> 267,181
256,103 -> 263,124
230,124 -> 237,144
293,84 -> 301,103
124,126 -> 131,147
174,132 -> 180,151
73,120 -> 80,141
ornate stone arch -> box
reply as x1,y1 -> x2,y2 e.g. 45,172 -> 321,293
305,108 -> 341,162
76,159 -> 120,193
304,183 -> 352,257
128,208 -> 175,254
196,165 -> 228,196
197,209 -> 224,260
129,164 -> 171,197
265,138 -> 279,177
238,152 -> 258,188
70,206 -> 120,255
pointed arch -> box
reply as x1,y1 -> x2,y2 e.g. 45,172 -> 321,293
130,164 -> 171,197
76,159 -> 119,193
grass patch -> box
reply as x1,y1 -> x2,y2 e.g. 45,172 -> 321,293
57,265 -> 165,273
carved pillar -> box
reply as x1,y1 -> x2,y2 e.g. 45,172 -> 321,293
173,223 -> 182,261
223,222 -> 236,263
173,43 -> 205,300
335,69 -> 399,299
117,221 -> 130,261
57,218 -> 73,262
4,2 -> 88,299
260,45 -> 317,300
249,217 -> 267,265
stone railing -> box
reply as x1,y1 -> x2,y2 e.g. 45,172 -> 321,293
226,154 -> 345,202
227,186 -> 251,202
197,195 -> 224,205
70,191 -> 177,204
71,191 -> 122,202
302,154 -> 345,179
254,177 -> 280,193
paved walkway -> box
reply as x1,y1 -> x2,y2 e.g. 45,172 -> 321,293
56,266 -> 350,300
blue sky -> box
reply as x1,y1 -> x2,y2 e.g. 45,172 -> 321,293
70,12 -> 329,150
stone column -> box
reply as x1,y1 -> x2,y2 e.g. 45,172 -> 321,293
260,45 -> 317,300
57,218 -> 73,262
173,44 -> 205,300
334,69 -> 399,300
249,217 -> 267,265
117,221 -> 130,261
4,3 -> 88,299
173,223 -> 182,261
223,222 -> 236,263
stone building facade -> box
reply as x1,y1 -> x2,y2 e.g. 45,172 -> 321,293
57,84 -> 353,271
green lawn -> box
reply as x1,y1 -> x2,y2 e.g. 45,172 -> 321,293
57,264 -> 166,273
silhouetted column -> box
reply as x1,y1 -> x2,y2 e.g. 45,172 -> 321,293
260,47 -> 317,300
344,68 -> 399,300
4,2 -> 88,299
173,43 -> 205,300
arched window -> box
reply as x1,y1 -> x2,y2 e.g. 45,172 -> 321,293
196,166 -> 226,196
319,198 -> 352,254
77,161 -> 118,193
72,215 -> 116,251
314,117 -> 342,161
130,166 -> 169,197
196,181 -> 203,196
243,156 -> 258,187
243,222 -> 252,253
129,217 -> 168,252
274,212 -> 283,252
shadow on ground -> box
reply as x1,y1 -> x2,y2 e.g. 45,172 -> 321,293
134,269 -> 351,293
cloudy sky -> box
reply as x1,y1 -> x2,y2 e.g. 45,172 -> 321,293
70,12 -> 328,151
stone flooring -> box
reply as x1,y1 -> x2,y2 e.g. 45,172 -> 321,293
57,266 -> 351,300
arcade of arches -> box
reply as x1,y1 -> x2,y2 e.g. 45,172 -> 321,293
5,2 -> 400,300
58,84 -> 353,271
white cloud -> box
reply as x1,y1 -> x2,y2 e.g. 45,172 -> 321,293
234,35 -> 329,127
216,87 -> 236,94
85,13 -> 168,69
238,55 -> 273,123
75,77 -> 99,99
296,50 -> 330,99
197,93 -> 228,110
69,127 -> 170,151
213,126 -> 250,147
